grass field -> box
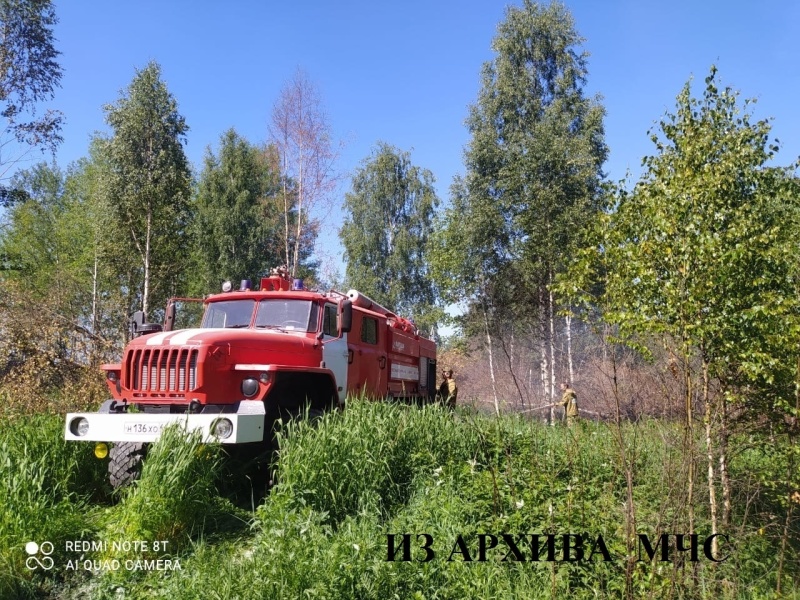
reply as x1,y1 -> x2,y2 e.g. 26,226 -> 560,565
0,399 -> 797,599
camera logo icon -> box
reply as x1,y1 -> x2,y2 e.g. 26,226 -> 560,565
25,541 -> 54,570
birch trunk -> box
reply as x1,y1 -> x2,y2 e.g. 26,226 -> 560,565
539,287 -> 552,423
548,283 -> 556,406
566,311 -> 574,384
482,299 -> 499,415
703,360 -> 718,558
91,253 -> 98,360
685,347 -> 695,534
283,169 -> 291,270
292,143 -> 304,277
610,340 -> 636,600
719,394 -> 731,527
143,207 -> 151,317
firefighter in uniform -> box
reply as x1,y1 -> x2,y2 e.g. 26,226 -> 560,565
559,382 -> 578,427
438,369 -> 458,409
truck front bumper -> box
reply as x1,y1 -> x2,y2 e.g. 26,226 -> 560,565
64,400 -> 265,444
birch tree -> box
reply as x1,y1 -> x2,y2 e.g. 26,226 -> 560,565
434,0 -> 605,411
559,66 -> 800,554
268,69 -> 337,278
0,0 -> 63,178
431,176 -> 508,414
103,61 -> 191,318
340,142 -> 440,335
0,157 -> 120,400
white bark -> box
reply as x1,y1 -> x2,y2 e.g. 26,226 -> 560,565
482,300 -> 499,415
269,70 -> 339,278
540,287 -> 552,424
91,252 -> 98,358
566,311 -> 574,384
703,361 -> 718,558
143,207 -> 151,317
548,284 -> 556,403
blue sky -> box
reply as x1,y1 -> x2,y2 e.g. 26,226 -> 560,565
31,0 -> 800,277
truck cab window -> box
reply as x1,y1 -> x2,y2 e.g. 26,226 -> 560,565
255,299 -> 318,332
361,316 -> 378,344
323,303 -> 337,336
202,300 -> 255,328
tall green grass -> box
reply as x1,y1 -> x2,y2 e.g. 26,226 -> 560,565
117,400 -> 797,599
1,401 -> 797,599
0,414 -> 106,599
271,400 -> 484,524
88,424 -> 247,597
103,425 -> 224,547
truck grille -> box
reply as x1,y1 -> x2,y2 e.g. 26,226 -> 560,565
125,348 -> 199,394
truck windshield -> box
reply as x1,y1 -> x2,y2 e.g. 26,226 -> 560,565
201,300 -> 255,328
200,298 -> 318,331
255,299 -> 318,332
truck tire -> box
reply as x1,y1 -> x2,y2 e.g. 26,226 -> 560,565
108,442 -> 147,489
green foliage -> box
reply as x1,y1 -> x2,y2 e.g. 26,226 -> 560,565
81,401 -> 795,599
0,156 -> 121,407
59,143 -> 130,349
102,60 -> 192,318
725,435 -> 800,595
0,156 -> 116,316
1,162 -> 65,285
191,129 -> 284,293
559,66 -> 800,422
556,70 -> 800,596
341,142 -> 441,334
0,0 -> 63,161
268,398 -> 481,525
432,0 -> 606,340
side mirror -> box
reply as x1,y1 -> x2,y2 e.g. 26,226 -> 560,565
129,311 -> 145,338
129,310 -> 163,338
338,299 -> 352,333
165,301 -> 176,332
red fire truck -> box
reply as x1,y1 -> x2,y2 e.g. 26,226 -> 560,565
64,269 -> 437,486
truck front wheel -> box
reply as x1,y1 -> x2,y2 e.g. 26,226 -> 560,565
108,442 -> 147,489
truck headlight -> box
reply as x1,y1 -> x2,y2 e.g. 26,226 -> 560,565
211,418 -> 233,440
70,417 -> 90,437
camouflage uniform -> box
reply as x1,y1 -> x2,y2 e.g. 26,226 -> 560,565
445,377 -> 458,409
439,372 -> 458,409
560,386 -> 578,427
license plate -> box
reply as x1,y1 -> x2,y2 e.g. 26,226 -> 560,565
124,422 -> 166,435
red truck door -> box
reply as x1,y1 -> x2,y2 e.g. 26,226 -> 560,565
348,312 -> 387,396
